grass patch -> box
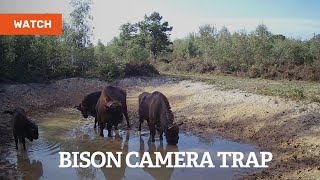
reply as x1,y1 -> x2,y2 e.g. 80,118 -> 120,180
257,87 -> 305,100
309,94 -> 320,103
162,71 -> 320,103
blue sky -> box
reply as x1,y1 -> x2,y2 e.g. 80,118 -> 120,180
1,0 -> 319,44
176,0 -> 320,19
92,0 -> 320,43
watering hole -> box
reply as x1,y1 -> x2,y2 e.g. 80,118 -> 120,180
6,108 -> 261,180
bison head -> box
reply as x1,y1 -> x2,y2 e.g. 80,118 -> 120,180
106,101 -> 123,124
166,122 -> 183,145
74,104 -> 88,118
26,121 -> 39,142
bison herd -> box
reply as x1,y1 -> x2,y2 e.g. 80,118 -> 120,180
3,85 -> 183,150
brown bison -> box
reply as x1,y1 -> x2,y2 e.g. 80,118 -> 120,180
3,107 -> 39,150
138,91 -> 183,145
75,91 -> 101,128
96,86 -> 130,137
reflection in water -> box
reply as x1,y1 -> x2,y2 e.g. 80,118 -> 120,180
16,151 -> 43,180
140,137 -> 178,180
6,109 -> 261,180
100,131 -> 129,180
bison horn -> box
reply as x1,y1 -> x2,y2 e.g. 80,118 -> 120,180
106,101 -> 118,109
177,122 -> 183,126
168,124 -> 174,129
74,104 -> 80,109
107,102 -> 114,107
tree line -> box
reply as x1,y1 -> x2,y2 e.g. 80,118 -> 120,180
1,0 -> 319,82
0,1 -> 169,82
165,24 -> 320,80
0,0 -> 95,82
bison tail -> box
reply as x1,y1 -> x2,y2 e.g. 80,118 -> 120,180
3,110 -> 14,115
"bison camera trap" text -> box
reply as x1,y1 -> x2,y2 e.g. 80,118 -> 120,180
59,151 -> 272,168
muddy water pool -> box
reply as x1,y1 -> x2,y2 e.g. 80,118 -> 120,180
6,108 -> 261,180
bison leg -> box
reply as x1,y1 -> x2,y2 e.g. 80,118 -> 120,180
138,117 -> 144,132
14,134 -> 18,150
107,124 -> 112,137
149,123 -> 156,142
158,128 -> 163,140
94,117 -> 97,129
99,121 -> 105,137
123,106 -> 130,128
125,113 -> 130,128
21,138 -> 26,150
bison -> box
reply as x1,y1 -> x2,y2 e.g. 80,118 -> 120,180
3,107 -> 39,150
96,86 -> 130,137
75,91 -> 101,128
138,91 -> 183,145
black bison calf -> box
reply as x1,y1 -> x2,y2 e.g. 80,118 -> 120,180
96,86 -> 130,137
138,91 -> 183,145
75,91 -> 101,128
3,107 -> 39,150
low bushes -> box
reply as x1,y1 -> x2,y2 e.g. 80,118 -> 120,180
124,62 -> 159,77
155,58 -> 320,81
99,61 -> 159,81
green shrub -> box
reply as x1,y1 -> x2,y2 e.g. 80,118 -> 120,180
126,45 -> 150,63
99,61 -> 124,81
124,62 -> 159,77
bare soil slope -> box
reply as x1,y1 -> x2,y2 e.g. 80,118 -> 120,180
1,77 -> 319,179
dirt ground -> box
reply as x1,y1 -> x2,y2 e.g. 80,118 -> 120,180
1,76 -> 319,179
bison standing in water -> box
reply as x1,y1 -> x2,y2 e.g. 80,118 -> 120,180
75,91 -> 101,128
96,86 -> 130,137
138,91 -> 183,145
3,107 -> 39,150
